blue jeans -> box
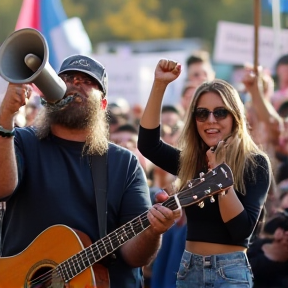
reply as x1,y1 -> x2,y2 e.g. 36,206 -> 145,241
176,250 -> 253,288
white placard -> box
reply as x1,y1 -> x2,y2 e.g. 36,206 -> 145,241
94,51 -> 188,108
213,21 -> 288,70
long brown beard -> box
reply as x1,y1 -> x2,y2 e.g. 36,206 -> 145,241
34,93 -> 109,155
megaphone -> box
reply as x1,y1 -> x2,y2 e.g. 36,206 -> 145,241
0,28 -> 66,103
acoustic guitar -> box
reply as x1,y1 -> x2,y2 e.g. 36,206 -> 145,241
0,163 -> 233,288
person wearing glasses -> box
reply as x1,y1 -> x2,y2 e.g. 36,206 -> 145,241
138,59 -> 271,287
0,55 -> 181,288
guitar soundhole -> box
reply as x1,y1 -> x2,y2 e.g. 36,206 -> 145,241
26,262 -> 66,288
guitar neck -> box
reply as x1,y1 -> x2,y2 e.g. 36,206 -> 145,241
56,196 -> 179,282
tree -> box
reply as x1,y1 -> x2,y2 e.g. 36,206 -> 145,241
0,0 -> 276,52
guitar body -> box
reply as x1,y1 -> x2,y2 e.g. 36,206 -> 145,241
0,225 -> 109,288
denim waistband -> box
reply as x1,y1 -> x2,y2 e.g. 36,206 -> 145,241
182,250 -> 249,268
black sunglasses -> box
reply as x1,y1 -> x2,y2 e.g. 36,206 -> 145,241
195,107 -> 229,122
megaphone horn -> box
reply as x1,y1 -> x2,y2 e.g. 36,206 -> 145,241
0,28 -> 66,103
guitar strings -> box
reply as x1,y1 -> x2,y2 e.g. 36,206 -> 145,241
29,196 -> 178,286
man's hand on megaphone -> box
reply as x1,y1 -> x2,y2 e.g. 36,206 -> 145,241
2,83 -> 32,116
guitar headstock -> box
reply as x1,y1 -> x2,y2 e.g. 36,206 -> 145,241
177,163 -> 234,208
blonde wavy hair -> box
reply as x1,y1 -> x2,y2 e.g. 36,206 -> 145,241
177,79 -> 270,195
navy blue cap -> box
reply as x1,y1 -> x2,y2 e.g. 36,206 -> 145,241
58,54 -> 108,95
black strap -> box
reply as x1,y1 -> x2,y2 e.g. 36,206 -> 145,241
0,201 -> 6,256
91,153 -> 108,238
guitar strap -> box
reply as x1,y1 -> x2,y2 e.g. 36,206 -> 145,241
0,201 -> 6,256
91,153 -> 108,239
91,152 -> 117,267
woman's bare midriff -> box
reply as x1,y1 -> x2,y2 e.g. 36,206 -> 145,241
186,241 -> 247,256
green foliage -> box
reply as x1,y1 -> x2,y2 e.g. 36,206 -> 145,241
0,0 -> 22,44
0,0 -> 277,52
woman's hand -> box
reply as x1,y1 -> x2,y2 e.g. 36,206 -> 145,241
206,140 -> 228,170
241,65 -> 273,100
154,59 -> 181,85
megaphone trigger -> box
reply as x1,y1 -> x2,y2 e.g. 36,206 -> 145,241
24,54 -> 42,73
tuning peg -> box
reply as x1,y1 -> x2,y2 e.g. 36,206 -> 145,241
187,180 -> 192,188
220,167 -> 228,178
198,201 -> 204,208
210,196 -> 215,203
199,172 -> 205,182
204,188 -> 211,195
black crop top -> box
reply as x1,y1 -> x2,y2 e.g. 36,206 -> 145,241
138,125 -> 271,248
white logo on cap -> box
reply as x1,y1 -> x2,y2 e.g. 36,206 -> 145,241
70,59 -> 90,67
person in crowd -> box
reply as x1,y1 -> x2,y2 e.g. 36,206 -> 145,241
176,51 -> 215,121
107,99 -> 130,134
131,103 -> 144,127
177,81 -> 198,119
279,189 -> 288,210
242,66 -> 282,162
161,105 -> 183,129
271,54 -> 288,111
109,123 -> 150,176
0,54 -> 181,288
247,208 -> 288,288
24,94 -> 43,127
241,66 -> 283,218
138,59 -> 271,288
110,123 -> 138,149
149,53 -> 215,288
108,97 -> 130,122
185,51 -> 215,84
277,100 -> 288,118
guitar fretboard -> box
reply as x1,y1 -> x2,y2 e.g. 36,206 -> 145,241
56,195 -> 179,282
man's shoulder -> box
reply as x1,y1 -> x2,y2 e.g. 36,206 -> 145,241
15,126 -> 36,136
14,126 -> 38,144
107,142 -> 140,168
108,142 -> 134,156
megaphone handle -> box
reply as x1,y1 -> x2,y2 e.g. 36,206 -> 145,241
24,54 -> 42,72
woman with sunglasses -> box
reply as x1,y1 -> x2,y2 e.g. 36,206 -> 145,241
137,59 -> 271,288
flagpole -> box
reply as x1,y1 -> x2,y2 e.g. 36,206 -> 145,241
254,0 -> 261,74
272,0 -> 281,69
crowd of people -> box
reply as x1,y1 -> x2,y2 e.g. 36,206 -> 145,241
0,49 -> 288,288
108,51 -> 288,287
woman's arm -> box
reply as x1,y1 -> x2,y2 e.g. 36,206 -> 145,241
138,59 -> 182,175
224,155 -> 270,241
242,69 -> 283,145
207,143 -> 270,242
140,59 -> 181,129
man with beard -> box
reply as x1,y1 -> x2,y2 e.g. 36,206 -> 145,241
0,55 -> 180,288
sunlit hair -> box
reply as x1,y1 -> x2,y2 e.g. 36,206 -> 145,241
177,79 -> 270,195
34,90 -> 109,156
